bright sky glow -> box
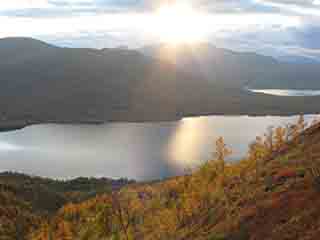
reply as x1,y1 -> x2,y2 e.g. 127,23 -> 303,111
149,2 -> 206,43
0,0 -> 319,59
0,9 -> 301,43
0,0 -> 50,10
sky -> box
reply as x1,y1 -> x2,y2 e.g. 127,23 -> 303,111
1,0 -> 320,60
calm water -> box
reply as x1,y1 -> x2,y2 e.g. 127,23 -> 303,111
0,115 -> 318,180
248,89 -> 320,96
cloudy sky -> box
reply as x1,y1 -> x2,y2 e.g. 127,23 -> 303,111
1,0 -> 320,60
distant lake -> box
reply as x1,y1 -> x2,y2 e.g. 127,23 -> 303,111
0,115 -> 318,181
248,88 -> 320,96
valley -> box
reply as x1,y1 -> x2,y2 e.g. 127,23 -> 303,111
2,1 -> 320,239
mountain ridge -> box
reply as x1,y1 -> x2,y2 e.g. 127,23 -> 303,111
139,42 -> 320,89
1,37 -> 320,130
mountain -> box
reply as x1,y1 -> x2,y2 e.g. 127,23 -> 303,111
277,55 -> 320,64
0,37 -> 186,123
1,38 -> 320,129
141,43 -> 277,88
140,43 -> 320,90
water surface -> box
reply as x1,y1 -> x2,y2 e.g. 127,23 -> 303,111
248,89 -> 320,96
0,115 -> 318,180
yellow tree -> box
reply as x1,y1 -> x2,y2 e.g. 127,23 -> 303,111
55,221 -> 73,240
28,222 -> 52,240
274,126 -> 287,151
291,115 -> 306,142
289,115 -> 306,183
249,136 -> 267,182
285,123 -> 294,142
213,137 -> 232,179
297,115 -> 306,132
111,192 -> 135,240
263,126 -> 275,155
213,137 -> 233,222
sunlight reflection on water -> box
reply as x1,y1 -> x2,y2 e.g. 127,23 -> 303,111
0,142 -> 21,151
0,115 -> 319,180
248,89 -> 320,96
168,117 -> 209,168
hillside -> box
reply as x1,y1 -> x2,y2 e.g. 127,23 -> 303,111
0,172 -> 134,205
141,43 -> 320,89
0,37 -> 184,124
1,38 -> 320,131
23,116 -> 320,240
141,43 -> 278,88
0,186 -> 43,239
0,173 -> 134,239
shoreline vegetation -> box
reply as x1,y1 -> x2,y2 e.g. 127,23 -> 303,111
2,115 -> 320,239
2,113 -> 320,133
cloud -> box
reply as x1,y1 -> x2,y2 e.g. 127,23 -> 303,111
0,0 -> 319,16
0,0 -> 320,61
0,0 -> 280,17
291,25 -> 320,49
0,0 -> 51,10
0,0 -> 157,18
254,0 -> 320,16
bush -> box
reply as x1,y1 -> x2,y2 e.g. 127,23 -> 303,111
296,167 -> 306,178
264,175 -> 274,192
278,155 -> 290,165
208,233 -> 227,240
227,225 -> 250,240
313,176 -> 320,192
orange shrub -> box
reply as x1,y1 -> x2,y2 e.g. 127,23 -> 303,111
273,168 -> 297,183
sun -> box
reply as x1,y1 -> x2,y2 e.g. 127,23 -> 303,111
150,2 -> 207,44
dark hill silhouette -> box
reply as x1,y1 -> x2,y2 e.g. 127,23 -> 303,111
140,43 -> 320,89
0,38 -> 320,130
0,38 -> 185,124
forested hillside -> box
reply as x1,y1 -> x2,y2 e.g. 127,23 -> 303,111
18,116 -> 320,240
0,185 -> 42,239
0,173 -> 134,239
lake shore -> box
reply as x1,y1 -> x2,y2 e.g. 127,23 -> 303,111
3,110 -> 320,132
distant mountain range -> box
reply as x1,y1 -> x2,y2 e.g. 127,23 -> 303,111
277,55 -> 320,64
140,43 -> 320,89
0,37 -> 320,128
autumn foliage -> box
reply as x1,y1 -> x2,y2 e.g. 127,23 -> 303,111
3,115 -> 320,240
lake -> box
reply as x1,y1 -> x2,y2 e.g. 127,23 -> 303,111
0,115 -> 318,181
248,89 -> 320,96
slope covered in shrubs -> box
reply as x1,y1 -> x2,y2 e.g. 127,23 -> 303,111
28,116 -> 320,240
0,173 -> 134,240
